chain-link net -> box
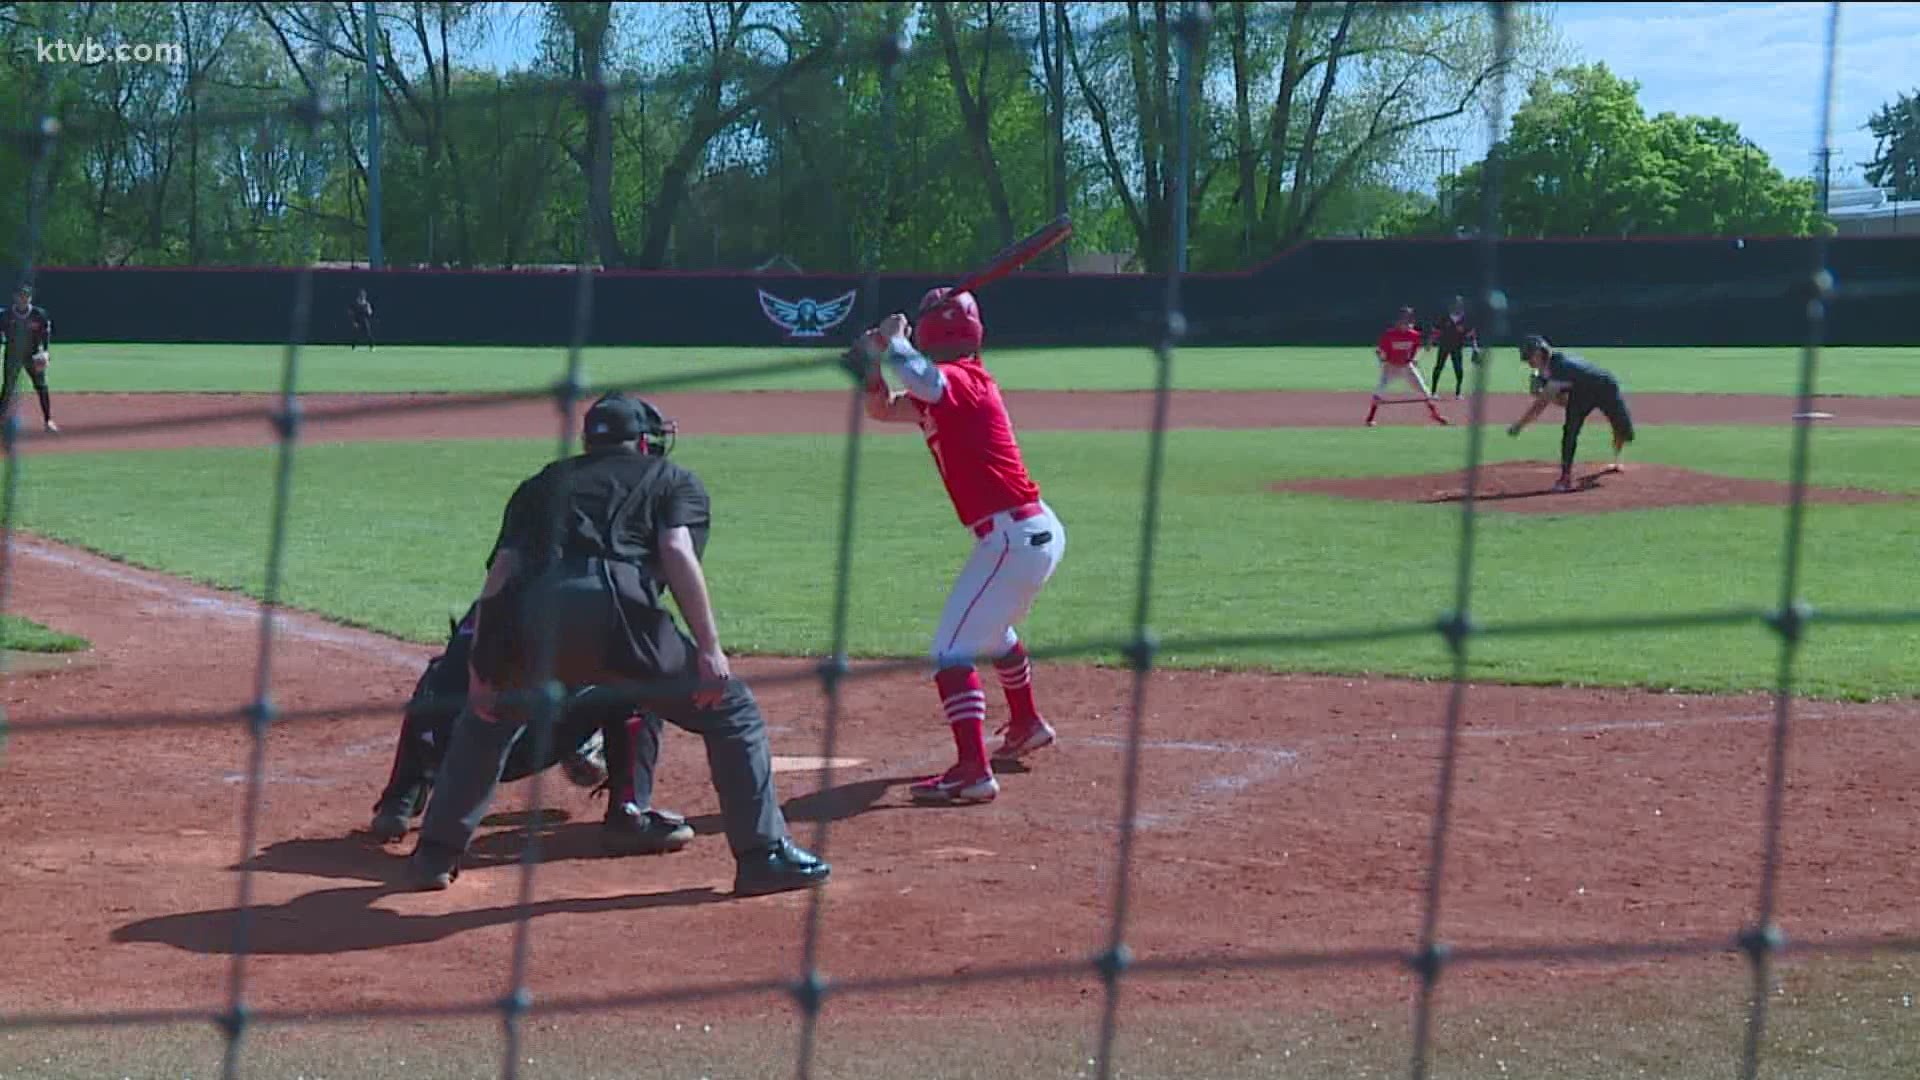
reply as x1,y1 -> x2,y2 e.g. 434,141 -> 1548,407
4,3 -> 1917,1079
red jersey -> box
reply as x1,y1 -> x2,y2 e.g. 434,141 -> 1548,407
910,358 -> 1042,528
1376,326 -> 1422,366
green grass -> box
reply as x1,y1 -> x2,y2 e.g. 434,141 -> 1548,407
42,343 -> 1920,397
12,424 -> 1919,700
2,957 -> 1913,1078
0,614 -> 88,653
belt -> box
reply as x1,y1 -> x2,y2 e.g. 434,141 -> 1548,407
971,502 -> 1043,539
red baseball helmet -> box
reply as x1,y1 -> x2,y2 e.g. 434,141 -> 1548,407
915,288 -> 983,360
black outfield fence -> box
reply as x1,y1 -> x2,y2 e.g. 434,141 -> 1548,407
11,235 -> 1919,350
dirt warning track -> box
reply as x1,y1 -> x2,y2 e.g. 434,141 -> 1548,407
18,389 -> 1920,454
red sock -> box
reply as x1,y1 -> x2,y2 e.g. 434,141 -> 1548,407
993,642 -> 1040,725
1365,399 -> 1380,423
934,666 -> 989,769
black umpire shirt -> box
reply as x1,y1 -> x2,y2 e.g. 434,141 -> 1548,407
491,448 -> 712,610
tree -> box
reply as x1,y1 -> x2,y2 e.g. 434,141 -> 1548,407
931,2 -> 1017,249
1440,63 -> 1817,238
1864,90 -> 1919,200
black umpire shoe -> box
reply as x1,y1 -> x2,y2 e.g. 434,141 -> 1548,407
733,839 -> 831,897
602,803 -> 694,856
405,841 -> 461,891
369,781 -> 429,844
369,806 -> 411,844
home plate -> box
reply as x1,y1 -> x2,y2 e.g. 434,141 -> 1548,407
771,755 -> 866,773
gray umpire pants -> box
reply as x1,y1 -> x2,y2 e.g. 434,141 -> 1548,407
418,571 -> 789,859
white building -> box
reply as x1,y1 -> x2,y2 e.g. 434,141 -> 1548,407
1826,186 -> 1920,236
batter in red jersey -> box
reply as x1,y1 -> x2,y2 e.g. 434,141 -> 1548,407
1366,306 -> 1448,427
859,290 -> 1065,805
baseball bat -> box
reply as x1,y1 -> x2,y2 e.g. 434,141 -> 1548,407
922,213 -> 1074,319
849,213 -> 1073,388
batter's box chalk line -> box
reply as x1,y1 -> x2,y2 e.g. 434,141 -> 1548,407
1080,735 -> 1302,831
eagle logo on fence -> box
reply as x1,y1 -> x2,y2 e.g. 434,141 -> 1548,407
758,289 -> 858,339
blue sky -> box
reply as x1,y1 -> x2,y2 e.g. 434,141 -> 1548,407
1543,2 -> 1920,184
466,2 -> 1919,185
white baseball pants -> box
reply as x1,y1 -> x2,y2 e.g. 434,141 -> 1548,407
1374,362 -> 1434,399
932,502 -> 1066,671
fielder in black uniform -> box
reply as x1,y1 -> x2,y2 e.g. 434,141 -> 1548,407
1507,334 -> 1636,492
1,284 -> 58,433
406,392 -> 829,896
350,289 -> 376,351
1426,294 -> 1478,400
370,601 -> 693,856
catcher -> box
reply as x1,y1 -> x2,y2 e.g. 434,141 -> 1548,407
370,601 -> 693,856
1507,334 -> 1635,492
0,283 -> 58,433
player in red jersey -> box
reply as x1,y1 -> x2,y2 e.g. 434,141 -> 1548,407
858,289 -> 1066,805
1366,306 -> 1448,427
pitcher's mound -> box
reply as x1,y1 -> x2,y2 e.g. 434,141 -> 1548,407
1272,461 -> 1902,514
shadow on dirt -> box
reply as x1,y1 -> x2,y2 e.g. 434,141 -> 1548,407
231,776 -> 904,883
115,775 -> 907,955
111,883 -> 727,955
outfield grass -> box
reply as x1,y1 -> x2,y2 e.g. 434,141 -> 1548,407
40,343 -> 1920,397
12,424 -> 1918,699
0,614 -> 88,653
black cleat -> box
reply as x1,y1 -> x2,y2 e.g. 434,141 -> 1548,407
369,806 -> 411,843
602,803 -> 694,856
733,839 -> 831,897
368,782 -> 428,843
405,841 -> 461,891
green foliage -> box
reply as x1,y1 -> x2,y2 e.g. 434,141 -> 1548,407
1,5 -> 1814,271
1438,64 -> 1817,238
1863,89 -> 1920,200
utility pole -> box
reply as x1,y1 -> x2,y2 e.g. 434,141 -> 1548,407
363,0 -> 383,269
1813,146 -> 1836,214
1421,147 -> 1458,220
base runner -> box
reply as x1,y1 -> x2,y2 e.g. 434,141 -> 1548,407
860,290 -> 1065,805
1367,306 -> 1449,428
1507,334 -> 1636,492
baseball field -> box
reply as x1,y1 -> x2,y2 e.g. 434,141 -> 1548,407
2,343 -> 1917,1078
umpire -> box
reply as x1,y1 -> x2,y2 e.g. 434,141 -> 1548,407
406,392 -> 829,896
1507,334 -> 1636,493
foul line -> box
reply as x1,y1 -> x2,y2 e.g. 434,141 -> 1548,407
15,537 -> 426,670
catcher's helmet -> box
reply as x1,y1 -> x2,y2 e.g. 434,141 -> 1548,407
914,288 -> 984,361
583,391 -> 676,455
